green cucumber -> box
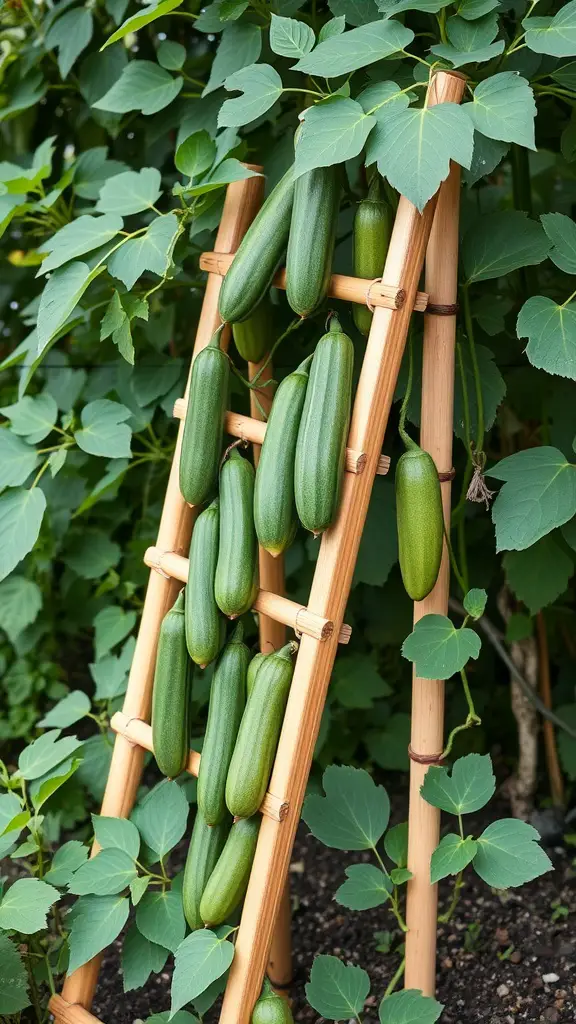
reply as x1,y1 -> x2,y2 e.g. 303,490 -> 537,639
197,622 -> 250,826
294,316 -> 354,535
246,652 -> 267,699
353,175 -> 391,336
182,807 -> 230,930
252,980 -> 294,1024
151,591 -> 191,778
233,298 -> 272,364
285,165 -> 341,318
218,168 -> 295,324
185,498 -> 223,668
226,642 -> 296,819
179,332 -> 229,506
200,815 -> 261,927
253,355 -> 311,556
395,445 -> 443,601
215,448 -> 258,617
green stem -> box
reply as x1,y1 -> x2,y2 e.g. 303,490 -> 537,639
461,284 -> 484,454
438,870 -> 464,923
398,331 -> 418,452
437,8 -> 448,44
442,668 -> 481,759
282,87 -> 326,98
442,521 -> 467,595
373,847 -> 408,932
249,317 -> 304,388
383,957 -> 406,998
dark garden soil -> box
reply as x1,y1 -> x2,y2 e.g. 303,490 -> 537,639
90,803 -> 576,1024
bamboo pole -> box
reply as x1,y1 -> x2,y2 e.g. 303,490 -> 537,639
219,71 -> 466,1024
536,612 -> 564,808
49,996 -> 103,1024
58,170 -> 265,1014
404,162 -> 462,991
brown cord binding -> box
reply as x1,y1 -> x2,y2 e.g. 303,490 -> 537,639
438,467 -> 456,482
408,744 -> 445,765
426,302 -> 459,316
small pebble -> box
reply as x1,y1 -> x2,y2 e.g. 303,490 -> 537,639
542,973 -> 560,984
497,984 -> 510,997
542,1009 -> 559,1022
510,950 -> 522,964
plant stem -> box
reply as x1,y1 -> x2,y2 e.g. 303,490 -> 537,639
438,870 -> 464,923
384,956 -> 406,998
461,284 -> 484,454
373,847 -> 408,932
442,668 -> 481,759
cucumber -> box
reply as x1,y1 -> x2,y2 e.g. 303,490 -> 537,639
353,175 -> 391,336
218,168 -> 295,324
179,332 -> 229,506
285,165 -> 340,318
252,980 -> 294,1024
200,815 -> 261,927
182,807 -> 230,930
226,643 -> 296,819
215,448 -> 258,618
233,298 -> 272,364
294,316 -> 354,535
197,622 -> 250,826
151,591 -> 191,778
395,445 -> 443,601
246,652 -> 267,699
185,498 -> 223,668
253,355 -> 312,556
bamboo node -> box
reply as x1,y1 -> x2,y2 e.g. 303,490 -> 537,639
366,277 -> 404,313
438,467 -> 456,482
426,301 -> 459,316
408,744 -> 445,765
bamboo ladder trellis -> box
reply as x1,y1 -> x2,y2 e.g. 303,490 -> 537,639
49,68 -> 465,1024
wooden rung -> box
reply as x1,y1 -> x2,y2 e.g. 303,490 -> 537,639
49,995 -> 104,1024
143,546 -> 351,644
110,713 -> 289,822
199,251 -> 429,313
172,402 -> 390,478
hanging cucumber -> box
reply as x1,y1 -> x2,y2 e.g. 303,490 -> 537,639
151,591 -> 191,778
252,980 -> 295,1024
182,807 -> 230,930
285,165 -> 341,318
218,167 -> 295,324
215,448 -> 258,617
246,651 -> 267,698
353,175 -> 391,336
179,331 -> 229,506
253,355 -> 312,556
294,316 -> 354,536
226,642 -> 296,819
185,498 -> 223,668
232,298 -> 272,364
197,622 -> 250,826
200,815 -> 261,927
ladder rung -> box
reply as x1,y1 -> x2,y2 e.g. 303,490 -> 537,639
49,995 -> 103,1024
110,713 -> 289,823
144,546 -> 351,645
200,251 -> 429,313
172,402 -> 391,478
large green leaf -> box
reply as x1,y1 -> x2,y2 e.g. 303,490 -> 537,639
430,11 -> 503,66
306,955 -> 370,1021
93,604 -> 136,659
401,614 -> 481,679
379,989 -> 443,1024
503,533 -> 573,614
465,72 -> 536,148
0,432 -> 38,490
328,0 -> 378,25
46,8 -> 93,79
63,529 -> 121,579
302,764 -> 390,850
293,19 -> 413,76
541,212 -> 576,274
523,1 -> 576,58
122,923 -> 168,992
29,755 -> 82,811
68,847 -> 137,895
218,64 -> 283,128
0,393 -> 58,443
0,878 -> 60,933
96,168 -> 162,215
0,576 -> 42,643
39,214 -> 123,274
463,132 -> 508,187
37,261 -> 105,355
92,815 -> 140,859
0,487 -> 46,582
462,211 -> 550,283
430,834 -> 478,883
353,477 -> 398,587
108,214 -> 181,290
74,399 -> 132,458
295,98 -> 376,177
171,929 -> 235,1013
67,895 -> 129,973
420,754 -> 495,815
488,446 -> 576,551
379,0 -> 451,13
16,729 -> 83,780
270,13 -> 315,57
102,0 -> 184,48
456,0 -> 499,17
44,840 -> 89,886
132,779 -> 189,858
136,888 -> 186,952
517,296 -> 576,380
39,690 -> 91,728
175,130 -> 215,178
472,819 -> 552,888
334,863 -> 392,910
0,934 -> 30,1014
94,61 -> 183,116
203,22 -> 262,96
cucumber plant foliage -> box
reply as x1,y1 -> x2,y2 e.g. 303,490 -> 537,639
0,0 -> 574,1019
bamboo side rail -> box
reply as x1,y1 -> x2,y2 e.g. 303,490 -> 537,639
49,996 -> 102,1024
219,71 -> 466,1024
404,162 -> 461,992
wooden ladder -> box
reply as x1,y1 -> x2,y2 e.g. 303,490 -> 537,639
50,68 -> 465,1024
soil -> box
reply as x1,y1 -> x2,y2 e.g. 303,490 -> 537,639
89,800 -> 576,1024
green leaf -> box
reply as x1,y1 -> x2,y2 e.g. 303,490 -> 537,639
379,0 -> 451,11
384,822 -> 408,867
133,356 -> 183,407
0,393 -> 58,444
430,11 -> 503,67
63,529 -> 121,579
203,22 -> 262,96
523,1 -> 576,58
328,0 -> 378,24
67,895 -> 129,973
421,753 -> 495,815
132,779 -> 189,858
49,449 -> 68,478
218,64 -> 283,128
465,72 -> 536,149
430,834 -> 477,883
0,72 -> 46,123
463,588 -> 487,619
334,863 -> 392,910
77,733 -> 113,801
503,534 -> 573,614
293,19 -> 412,76
175,130 -> 215,177
379,989 -> 443,1024
220,0 -> 249,19
463,132 -> 509,187
456,0 -> 499,18
306,955 -> 370,1021
541,212 -> 576,274
319,15 -> 346,40
37,261 -> 105,356
68,847 -> 137,895
136,888 -> 186,952
488,446 -> 576,551
430,38 -> 503,67
76,458 -> 129,514
270,14 -> 315,57
73,147 -> 129,201
75,399 -> 132,458
0,878 -> 59,933
390,866 -> 412,885
0,792 -> 24,836
372,103 -> 473,212
295,98 -> 375,177
332,654 -> 391,709
94,61 -> 183,116
39,690 -> 91,728
158,40 -> 187,70
182,158 -> 260,196
44,840 -> 89,886
29,756 -> 82,811
17,729 -> 83,780
473,819 -> 553,888
102,0 -> 184,48
93,604 -> 136,659
93,814 -> 140,859
401,614 -> 481,680
171,929 -> 235,1013
95,167 -> 162,218
0,934 -> 30,1014
0,576 -> 42,643
505,612 -> 533,644
302,764 -> 390,850
108,214 -> 181,290
122,923 -> 168,992
552,61 -> 576,90
39,214 -> 123,274
517,296 -> 576,380
0,432 -> 38,490
46,8 -> 93,79
130,875 -> 150,905
462,211 -> 549,283
0,488 -> 46,582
